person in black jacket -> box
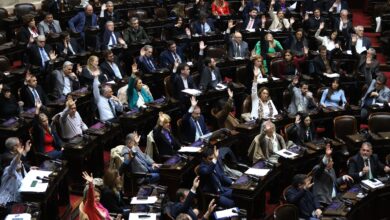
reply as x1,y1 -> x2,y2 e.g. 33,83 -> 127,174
18,14 -> 39,46
100,50 -> 125,81
153,112 -> 181,156
171,62 -> 198,103
0,85 -> 21,120
20,75 -> 49,109
288,113 -> 317,145
170,176 -> 200,219
100,169 -> 129,217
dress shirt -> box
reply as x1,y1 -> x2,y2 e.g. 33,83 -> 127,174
93,77 -> 121,121
63,74 -> 72,95
29,27 -> 39,38
266,134 -> 279,154
109,62 -> 122,79
246,18 -> 255,30
60,107 -> 88,139
136,91 -> 146,108
29,87 -> 41,103
201,23 -> 211,33
181,75 -> 189,89
355,38 -> 365,54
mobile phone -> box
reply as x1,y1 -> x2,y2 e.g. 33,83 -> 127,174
31,180 -> 38,187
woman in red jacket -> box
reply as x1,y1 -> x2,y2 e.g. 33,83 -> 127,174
211,0 -> 231,16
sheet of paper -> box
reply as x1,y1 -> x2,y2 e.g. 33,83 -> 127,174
346,50 -> 352,55
128,213 -> 157,220
323,73 -> 340,78
362,179 -> 384,189
5,213 -> 31,220
178,146 -> 202,153
216,83 -> 227,91
130,196 -> 158,205
356,46 -> 367,54
246,28 -> 256,32
244,168 -> 270,177
276,149 -> 298,158
214,208 -> 239,219
182,89 -> 202,96
106,80 -> 116,84
19,170 -> 52,193
186,61 -> 193,66
288,2 -> 297,10
257,78 -> 268,83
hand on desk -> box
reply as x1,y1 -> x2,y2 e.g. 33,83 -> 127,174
314,208 -> 322,218
342,175 -> 354,183
152,163 -> 161,169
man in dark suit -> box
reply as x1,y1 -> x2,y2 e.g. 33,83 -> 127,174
100,50 -> 125,81
68,4 -> 98,34
20,75 -> 48,109
312,143 -> 353,205
303,8 -> 324,31
360,74 -> 390,120
333,9 -> 354,40
226,21 -> 250,59
123,17 -> 150,45
1,137 -> 31,170
242,8 -> 261,31
198,54 -> 222,92
347,26 -> 371,53
193,13 -> 215,35
28,35 -> 57,73
170,176 -> 200,219
240,0 -> 267,20
160,41 -> 186,69
171,63 -> 198,103
99,1 -> 121,29
56,32 -> 84,57
286,174 -> 322,219
51,61 -> 80,99
313,46 -> 338,78
198,147 -> 234,208
326,0 -> 348,14
101,21 -> 127,50
348,142 -> 390,182
137,45 -> 159,74
182,97 -> 210,143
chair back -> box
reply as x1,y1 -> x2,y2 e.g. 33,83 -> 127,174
281,185 -> 292,203
128,9 -> 149,20
0,31 -> 6,45
368,112 -> 390,133
242,95 -> 252,114
154,8 -> 168,21
109,145 -> 126,170
269,58 -> 284,78
282,89 -> 291,112
50,113 -> 63,140
0,55 -> 10,72
317,87 -> 326,101
283,123 -> 294,142
273,204 -> 299,220
206,45 -> 227,60
0,8 -> 9,20
14,3 -> 36,20
333,115 -> 357,142
163,75 -> 174,100
235,65 -> 249,84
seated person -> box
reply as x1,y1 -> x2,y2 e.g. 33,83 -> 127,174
211,0 -> 230,16
286,29 -> 308,57
121,132 -> 160,184
137,45 -> 159,74
176,200 -> 216,220
198,146 -> 234,208
268,0 -> 293,31
20,74 -> 48,109
27,35 -> 57,72
18,14 -> 39,46
160,41 -> 186,69
182,97 -> 210,143
226,22 -> 250,59
32,101 -> 62,159
252,33 -> 283,73
245,70 -> 278,121
312,143 -> 353,205
57,32 -> 84,57
198,56 -> 222,92
250,55 -> 267,83
240,0 -> 267,20
0,150 -> 25,206
81,55 -> 109,85
52,61 -> 80,99
81,172 -> 112,220
127,64 -> 153,109
123,17 -> 150,45
100,21 -> 127,50
353,46 -> 379,86
99,1 -> 121,29
242,8 -> 261,31
170,176 -> 200,219
303,8 -> 324,31
360,74 -> 390,120
313,46 -> 338,79
348,26 -> 371,53
333,9 -> 353,40
1,138 -> 31,169
100,50 -> 125,81
193,13 -> 215,35
275,50 -> 301,80
38,12 -> 62,35
212,89 -> 240,130
153,112 -> 181,156
315,22 -> 341,53
288,114 -> 317,146
0,85 -> 21,120
171,62 -> 198,103
320,78 -> 347,108
288,77 -> 317,116
59,97 -> 88,140
171,17 -> 192,38
92,70 -> 123,122
348,142 -> 390,182
100,169 -> 129,217
248,120 -> 286,163
286,174 -> 322,219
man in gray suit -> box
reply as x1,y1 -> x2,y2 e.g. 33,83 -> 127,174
361,73 -> 390,120
288,77 -> 317,116
312,143 -> 353,205
52,61 -> 80,99
225,20 -> 249,59
38,12 -> 62,35
121,132 -> 160,184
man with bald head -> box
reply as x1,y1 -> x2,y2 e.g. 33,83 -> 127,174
68,4 -> 98,34
226,20 -> 249,59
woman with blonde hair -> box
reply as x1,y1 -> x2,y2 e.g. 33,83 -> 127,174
153,112 -> 181,156
211,0 -> 231,16
100,169 -> 129,217
252,33 -> 283,73
81,55 -> 101,86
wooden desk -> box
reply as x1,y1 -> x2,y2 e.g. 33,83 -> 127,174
131,184 -> 168,218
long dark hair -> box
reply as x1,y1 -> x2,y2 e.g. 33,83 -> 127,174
326,78 -> 340,101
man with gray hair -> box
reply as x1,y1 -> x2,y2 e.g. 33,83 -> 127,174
120,131 -> 160,184
52,61 -> 80,99
99,1 -> 121,29
101,21 -> 127,50
137,45 -> 159,74
349,25 -> 371,53
123,17 -> 150,45
1,137 -> 31,168
28,35 -> 57,71
355,47 -> 379,86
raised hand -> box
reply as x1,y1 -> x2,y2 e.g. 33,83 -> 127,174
213,145 -> 219,159
82,171 -> 94,183
295,114 -> 301,124
133,131 -> 141,143
185,27 -> 191,36
304,13 -> 309,21
227,88 -> 233,98
101,3 -> 107,10
241,0 -> 245,7
228,19 -> 235,29
199,41 -> 207,50
351,34 -> 357,44
325,145 -> 332,156
131,63 -> 138,73
343,175 -> 354,183
319,22 -> 324,30
289,17 -> 295,25
192,176 -> 200,189
24,140 -> 32,154
49,50 -> 57,60
190,96 -> 198,107
140,47 -> 146,56
253,66 -> 260,79
271,0 -> 275,6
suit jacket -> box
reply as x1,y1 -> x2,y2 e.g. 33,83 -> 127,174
20,85 -> 48,108
32,115 -> 62,153
248,132 -> 286,163
38,20 -> 62,35
199,66 -> 222,91
347,36 -> 371,52
242,1 -> 267,19
56,38 -> 83,57
17,26 -> 35,44
288,123 -> 317,146
269,9 -> 290,31
358,57 -> 379,86
312,157 -> 346,204
170,191 -> 197,220
122,146 -> 154,174
227,38 -> 250,59
68,11 -> 98,33
182,112 -> 209,143
28,44 -> 54,69
100,30 -> 122,50
52,69 -> 80,99
123,26 -> 149,44
99,10 -> 121,29
361,79 -> 390,107
160,49 -> 186,69
286,187 -> 321,218
100,187 -> 126,214
137,55 -> 158,74
303,16 -> 324,31
100,60 -> 125,81
199,159 -> 232,193
288,83 -> 317,115
153,126 -> 181,156
333,17 -> 353,39
193,20 -> 215,35
242,17 -> 261,30
348,153 -> 385,182
313,55 -> 337,76
170,72 -> 197,102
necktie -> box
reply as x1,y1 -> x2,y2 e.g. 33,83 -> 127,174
247,19 -> 254,30
39,48 -> 49,67
32,89 -> 41,103
194,120 -> 203,137
147,58 -> 156,71
201,24 -> 205,34
49,23 -> 56,33
364,159 -> 373,179
68,43 -> 75,55
108,99 -> 117,118
110,32 -> 117,45
236,43 -> 241,57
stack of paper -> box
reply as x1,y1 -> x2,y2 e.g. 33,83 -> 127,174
128,213 -> 157,220
214,208 -> 239,219
19,170 -> 52,193
276,149 -> 298,159
178,146 -> 202,153
361,179 -> 384,189
257,77 -> 280,84
5,213 -> 31,220
182,89 -> 202,96
244,168 -> 270,177
323,73 -> 340,78
130,196 -> 158,205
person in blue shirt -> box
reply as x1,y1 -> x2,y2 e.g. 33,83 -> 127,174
127,63 -> 154,109
320,78 -> 347,108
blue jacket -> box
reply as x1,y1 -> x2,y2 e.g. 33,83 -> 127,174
199,159 -> 232,193
182,112 -> 209,143
127,76 -> 153,109
159,49 -> 185,69
286,187 -> 321,218
170,191 -> 197,220
68,11 -> 98,33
